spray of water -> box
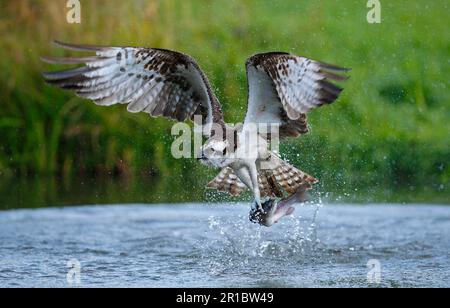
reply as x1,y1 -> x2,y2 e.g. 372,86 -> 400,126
197,201 -> 325,276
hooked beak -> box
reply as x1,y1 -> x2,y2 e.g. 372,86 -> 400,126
196,150 -> 206,161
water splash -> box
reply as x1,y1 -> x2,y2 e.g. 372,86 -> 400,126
198,202 -> 324,276
1,204 -> 448,287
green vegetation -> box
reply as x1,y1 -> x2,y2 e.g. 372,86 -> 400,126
0,0 -> 448,205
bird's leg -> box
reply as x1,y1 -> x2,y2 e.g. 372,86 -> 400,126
248,164 -> 263,213
234,164 -> 264,218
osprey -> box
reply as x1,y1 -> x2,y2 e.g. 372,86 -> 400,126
42,41 -> 350,226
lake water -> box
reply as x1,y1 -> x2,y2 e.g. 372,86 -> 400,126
0,203 -> 448,288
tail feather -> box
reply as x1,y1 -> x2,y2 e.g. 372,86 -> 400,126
269,162 -> 317,195
207,167 -> 246,196
261,154 -> 318,197
206,155 -> 318,198
207,167 -> 285,198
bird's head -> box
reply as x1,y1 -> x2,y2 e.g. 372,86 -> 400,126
197,138 -> 232,169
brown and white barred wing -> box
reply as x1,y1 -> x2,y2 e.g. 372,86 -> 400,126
42,41 -> 224,132
245,52 -> 350,138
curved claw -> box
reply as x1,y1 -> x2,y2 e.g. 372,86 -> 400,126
251,200 -> 265,214
249,199 -> 276,226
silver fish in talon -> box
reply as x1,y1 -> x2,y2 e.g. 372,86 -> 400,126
249,190 -> 308,227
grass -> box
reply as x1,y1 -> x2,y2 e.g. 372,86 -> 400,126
0,0 -> 448,204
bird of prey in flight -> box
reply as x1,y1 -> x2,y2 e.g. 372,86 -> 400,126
42,41 -> 350,226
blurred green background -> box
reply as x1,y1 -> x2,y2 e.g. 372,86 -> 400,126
0,0 -> 448,208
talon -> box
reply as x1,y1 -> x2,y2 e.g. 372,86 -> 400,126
249,207 -> 261,224
253,202 -> 265,214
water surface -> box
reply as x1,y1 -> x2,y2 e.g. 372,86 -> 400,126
0,203 -> 448,288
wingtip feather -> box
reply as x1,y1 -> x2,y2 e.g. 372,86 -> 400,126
318,61 -> 352,73
52,40 -> 106,52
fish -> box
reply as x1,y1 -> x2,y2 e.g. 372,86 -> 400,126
249,189 -> 309,227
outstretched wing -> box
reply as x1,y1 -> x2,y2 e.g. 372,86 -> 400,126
42,41 -> 224,135
245,52 -> 350,139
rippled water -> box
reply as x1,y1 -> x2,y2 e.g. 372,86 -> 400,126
0,203 -> 449,288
